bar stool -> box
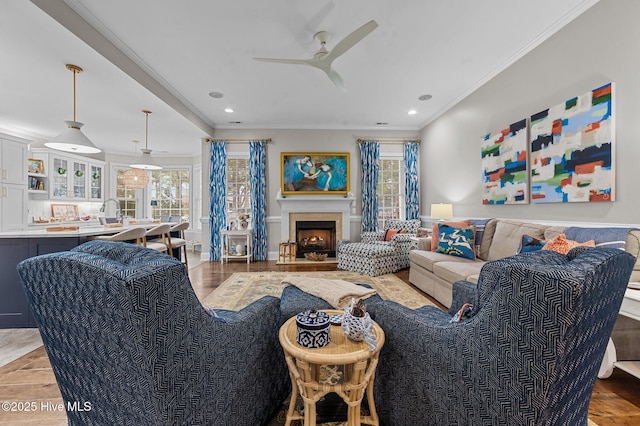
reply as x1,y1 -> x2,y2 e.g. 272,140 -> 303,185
89,227 -> 147,246
145,224 -> 172,253
169,222 -> 189,266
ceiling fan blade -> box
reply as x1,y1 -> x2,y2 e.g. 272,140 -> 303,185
326,20 -> 378,62
326,68 -> 347,92
253,57 -> 312,66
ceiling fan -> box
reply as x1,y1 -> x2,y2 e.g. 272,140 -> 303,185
253,20 -> 378,92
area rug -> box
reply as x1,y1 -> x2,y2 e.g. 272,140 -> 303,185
202,271 -> 434,310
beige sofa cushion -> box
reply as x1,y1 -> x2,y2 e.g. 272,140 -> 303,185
487,220 -> 549,261
626,230 -> 640,282
467,274 -> 479,284
476,219 -> 498,261
409,250 -> 476,272
433,261 -> 486,284
544,226 -> 566,240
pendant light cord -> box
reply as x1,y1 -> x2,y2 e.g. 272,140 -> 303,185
66,64 -> 83,122
72,68 -> 76,121
142,109 -> 152,149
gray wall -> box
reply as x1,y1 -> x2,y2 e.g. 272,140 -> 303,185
420,0 -> 640,226
200,129 -> 418,258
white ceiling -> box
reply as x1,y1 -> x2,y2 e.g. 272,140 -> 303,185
0,0 -> 598,157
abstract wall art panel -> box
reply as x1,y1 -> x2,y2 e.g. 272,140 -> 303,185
530,82 -> 614,203
481,118 -> 528,205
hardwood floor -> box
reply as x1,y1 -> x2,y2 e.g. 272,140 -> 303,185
1,259 -> 639,425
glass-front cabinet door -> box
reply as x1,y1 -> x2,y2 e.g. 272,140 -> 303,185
51,157 -> 68,198
89,164 -> 103,200
72,161 -> 86,198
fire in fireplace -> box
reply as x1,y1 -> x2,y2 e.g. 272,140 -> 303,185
295,220 -> 336,258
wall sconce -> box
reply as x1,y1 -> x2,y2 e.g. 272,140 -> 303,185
430,203 -> 453,221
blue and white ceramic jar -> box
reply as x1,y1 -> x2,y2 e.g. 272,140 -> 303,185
296,309 -> 331,348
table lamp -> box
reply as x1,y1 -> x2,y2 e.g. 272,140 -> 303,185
431,203 -> 453,221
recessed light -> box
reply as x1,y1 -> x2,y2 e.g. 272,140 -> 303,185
224,108 -> 234,113
209,91 -> 224,99
408,110 -> 417,115
418,94 -> 432,101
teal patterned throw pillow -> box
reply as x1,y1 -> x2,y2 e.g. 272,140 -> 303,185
436,224 -> 476,260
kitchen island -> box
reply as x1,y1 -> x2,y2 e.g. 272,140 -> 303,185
0,222 -> 163,328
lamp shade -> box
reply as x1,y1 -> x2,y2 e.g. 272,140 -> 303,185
129,149 -> 162,170
45,121 -> 101,154
45,64 -> 101,154
130,110 -> 162,170
430,203 -> 453,220
122,168 -> 149,189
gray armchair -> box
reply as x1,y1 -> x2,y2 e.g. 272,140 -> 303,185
17,241 -> 289,426
369,247 -> 634,425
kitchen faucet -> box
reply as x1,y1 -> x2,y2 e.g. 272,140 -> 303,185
100,198 -> 122,223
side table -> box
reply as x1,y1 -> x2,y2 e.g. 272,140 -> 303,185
220,229 -> 252,264
279,309 -> 385,426
410,236 -> 431,251
599,287 -> 640,378
279,241 -> 297,262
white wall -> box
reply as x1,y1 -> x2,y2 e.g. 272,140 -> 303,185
199,129 -> 419,259
420,0 -> 640,226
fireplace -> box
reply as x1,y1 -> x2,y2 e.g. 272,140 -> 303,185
295,220 -> 336,258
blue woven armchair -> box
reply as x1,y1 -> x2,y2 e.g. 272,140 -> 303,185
369,247 -> 635,425
17,241 -> 289,426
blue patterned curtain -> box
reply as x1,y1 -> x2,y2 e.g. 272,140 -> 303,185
209,141 -> 227,261
249,140 -> 267,260
404,141 -> 420,220
359,141 -> 380,233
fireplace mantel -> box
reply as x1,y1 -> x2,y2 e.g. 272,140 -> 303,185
276,190 -> 356,242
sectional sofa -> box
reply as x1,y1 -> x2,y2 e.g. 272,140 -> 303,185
409,218 -> 640,308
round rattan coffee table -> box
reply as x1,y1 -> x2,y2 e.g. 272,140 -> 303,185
279,309 -> 385,426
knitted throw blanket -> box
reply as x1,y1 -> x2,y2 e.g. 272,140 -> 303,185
280,276 -> 377,309
564,226 -> 636,250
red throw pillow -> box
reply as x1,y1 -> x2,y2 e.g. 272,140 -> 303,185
431,221 -> 471,251
542,234 -> 595,255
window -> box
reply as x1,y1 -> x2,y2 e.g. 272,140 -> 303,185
150,169 -> 190,222
115,167 -> 139,219
377,157 -> 405,228
226,157 -> 251,226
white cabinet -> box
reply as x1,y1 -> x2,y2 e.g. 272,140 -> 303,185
0,184 -> 27,231
1,138 -> 27,185
89,162 -> 104,201
37,150 -> 104,200
0,135 -> 28,231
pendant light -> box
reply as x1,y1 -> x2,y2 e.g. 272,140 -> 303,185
123,140 -> 150,189
45,64 -> 101,154
129,109 -> 162,170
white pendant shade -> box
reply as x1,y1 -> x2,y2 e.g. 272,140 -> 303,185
130,148 -> 162,170
129,109 -> 162,170
45,64 -> 101,154
45,120 -> 101,154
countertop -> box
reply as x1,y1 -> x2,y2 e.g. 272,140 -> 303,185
0,221 -> 162,238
